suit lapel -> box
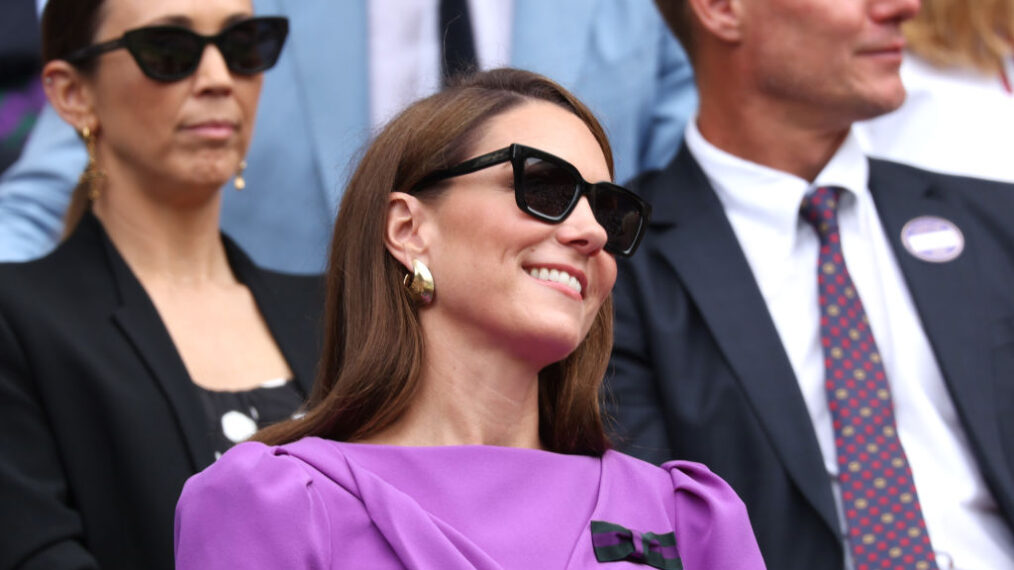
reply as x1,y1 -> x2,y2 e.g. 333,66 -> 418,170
89,215 -> 215,471
95,214 -> 318,471
224,239 -> 318,396
867,160 -> 1003,486
649,148 -> 841,534
511,0 -> 597,88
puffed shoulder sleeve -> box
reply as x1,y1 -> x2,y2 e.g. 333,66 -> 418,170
174,442 -> 332,570
663,460 -> 767,569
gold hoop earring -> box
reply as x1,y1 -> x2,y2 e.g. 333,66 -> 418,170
234,159 -> 247,190
78,126 -> 105,201
403,259 -> 435,305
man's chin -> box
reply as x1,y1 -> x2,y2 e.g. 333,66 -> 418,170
853,88 -> 907,122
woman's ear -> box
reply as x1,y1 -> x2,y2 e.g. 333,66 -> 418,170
384,192 -> 432,271
42,60 -> 98,133
687,0 -> 743,43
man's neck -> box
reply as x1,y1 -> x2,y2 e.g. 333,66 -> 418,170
696,95 -> 851,182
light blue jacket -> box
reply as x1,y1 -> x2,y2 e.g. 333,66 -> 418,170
0,0 -> 696,273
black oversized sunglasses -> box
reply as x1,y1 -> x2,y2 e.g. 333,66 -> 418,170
64,16 -> 289,82
411,144 -> 651,257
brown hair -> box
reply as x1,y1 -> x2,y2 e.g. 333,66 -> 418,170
255,68 -> 616,456
904,0 -> 1014,75
40,0 -> 107,236
654,1 -> 696,60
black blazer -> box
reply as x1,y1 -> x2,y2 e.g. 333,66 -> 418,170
0,213 -> 323,570
606,145 -> 1014,570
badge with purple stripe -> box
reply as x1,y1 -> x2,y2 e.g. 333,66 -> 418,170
590,520 -> 682,569
900,216 -> 964,263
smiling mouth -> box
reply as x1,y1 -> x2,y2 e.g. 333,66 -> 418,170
528,267 -> 583,296
860,47 -> 903,58
858,38 -> 905,57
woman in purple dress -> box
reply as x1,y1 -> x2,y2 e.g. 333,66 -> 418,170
174,68 -> 766,570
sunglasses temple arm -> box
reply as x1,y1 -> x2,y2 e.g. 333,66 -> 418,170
445,147 -> 515,177
411,147 -> 514,192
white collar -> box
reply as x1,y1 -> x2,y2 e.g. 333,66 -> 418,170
684,119 -> 870,234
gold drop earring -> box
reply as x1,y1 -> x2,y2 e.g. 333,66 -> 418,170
78,126 -> 104,201
234,159 -> 248,190
403,259 -> 435,305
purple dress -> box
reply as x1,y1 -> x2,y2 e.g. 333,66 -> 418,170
174,438 -> 765,569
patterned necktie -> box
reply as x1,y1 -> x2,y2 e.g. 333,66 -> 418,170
800,187 -> 938,570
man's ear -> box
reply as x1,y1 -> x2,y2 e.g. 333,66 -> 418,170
384,192 -> 432,271
687,0 -> 743,43
41,60 -> 98,133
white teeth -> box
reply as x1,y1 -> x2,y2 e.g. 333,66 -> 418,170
528,267 -> 582,295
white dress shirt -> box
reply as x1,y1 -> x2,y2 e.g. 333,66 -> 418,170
684,121 -> 1014,570
855,51 -> 1014,184
368,0 -> 513,130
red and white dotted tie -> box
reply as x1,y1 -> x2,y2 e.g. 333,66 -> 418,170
800,187 -> 938,570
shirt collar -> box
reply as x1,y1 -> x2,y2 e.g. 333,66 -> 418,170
684,118 -> 870,232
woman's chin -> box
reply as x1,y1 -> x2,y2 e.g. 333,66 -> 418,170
516,331 -> 584,371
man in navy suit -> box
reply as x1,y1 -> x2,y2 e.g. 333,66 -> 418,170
607,0 -> 1014,568
0,0 -> 696,273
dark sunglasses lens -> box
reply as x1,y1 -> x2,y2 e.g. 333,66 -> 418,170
521,157 -> 579,219
127,29 -> 203,80
218,19 -> 287,74
590,186 -> 644,254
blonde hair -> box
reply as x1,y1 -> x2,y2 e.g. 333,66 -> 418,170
904,0 -> 1014,75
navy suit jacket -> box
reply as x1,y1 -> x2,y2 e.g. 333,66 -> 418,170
0,0 -> 696,273
606,144 -> 1014,569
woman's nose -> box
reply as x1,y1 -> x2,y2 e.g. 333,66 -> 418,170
556,196 -> 608,255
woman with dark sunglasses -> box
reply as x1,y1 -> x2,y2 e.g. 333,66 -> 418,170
0,0 -> 320,569
174,68 -> 764,570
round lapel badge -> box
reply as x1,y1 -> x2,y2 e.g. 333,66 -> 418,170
900,216 -> 964,263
